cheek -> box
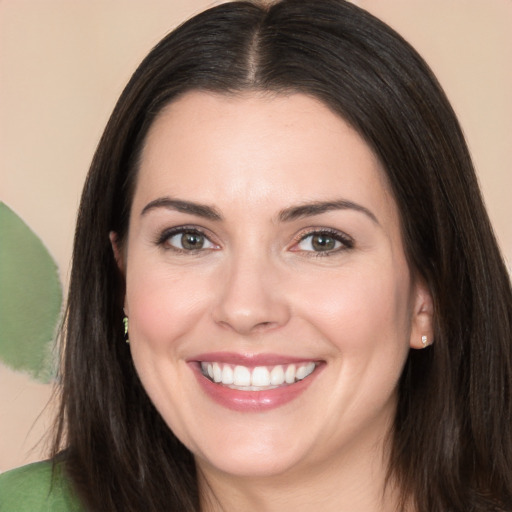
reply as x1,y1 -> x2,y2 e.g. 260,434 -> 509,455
294,262 -> 413,352
123,262 -> 209,442
125,260 -> 213,352
297,264 -> 413,421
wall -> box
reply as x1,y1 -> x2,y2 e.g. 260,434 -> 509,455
1,0 -> 511,472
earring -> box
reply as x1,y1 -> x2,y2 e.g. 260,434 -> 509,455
421,335 -> 428,347
123,316 -> 130,344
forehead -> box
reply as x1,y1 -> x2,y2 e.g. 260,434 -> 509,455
133,91 -> 397,224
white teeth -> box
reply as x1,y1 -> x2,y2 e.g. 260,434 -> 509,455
296,362 -> 316,380
233,365 -> 251,386
221,364 -> 234,385
270,365 -> 285,385
201,361 -> 215,379
251,366 -> 270,387
201,361 -> 317,388
295,365 -> 308,380
285,364 -> 296,384
212,362 -> 222,383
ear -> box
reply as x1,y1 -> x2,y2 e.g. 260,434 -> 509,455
109,231 -> 128,314
409,279 -> 434,349
109,231 -> 125,274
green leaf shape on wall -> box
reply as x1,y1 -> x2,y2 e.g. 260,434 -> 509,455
0,202 -> 62,382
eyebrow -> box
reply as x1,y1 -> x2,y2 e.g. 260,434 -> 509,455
141,197 -> 223,221
141,196 -> 378,225
278,199 -> 379,224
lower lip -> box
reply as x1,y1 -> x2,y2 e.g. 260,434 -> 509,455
191,363 -> 322,412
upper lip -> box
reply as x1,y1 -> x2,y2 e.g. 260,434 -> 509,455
190,352 -> 321,367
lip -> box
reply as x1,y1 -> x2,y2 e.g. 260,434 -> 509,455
192,351 -> 318,367
189,352 -> 324,412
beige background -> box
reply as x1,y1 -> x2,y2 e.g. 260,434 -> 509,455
1,0 -> 511,472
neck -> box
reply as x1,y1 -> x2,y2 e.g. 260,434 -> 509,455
197,426 -> 408,512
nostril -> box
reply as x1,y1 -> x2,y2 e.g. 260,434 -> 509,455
215,317 -> 280,336
211,279 -> 291,334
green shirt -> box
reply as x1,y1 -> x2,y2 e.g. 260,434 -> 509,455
0,461 -> 85,511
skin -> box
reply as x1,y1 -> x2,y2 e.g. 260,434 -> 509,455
112,91 -> 433,512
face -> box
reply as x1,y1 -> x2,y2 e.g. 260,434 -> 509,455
115,91 -> 433,482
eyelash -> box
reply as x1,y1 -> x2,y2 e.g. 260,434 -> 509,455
155,226 -> 354,256
291,228 -> 354,257
155,226 -> 218,254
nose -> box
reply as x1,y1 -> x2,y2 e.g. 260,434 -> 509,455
212,252 -> 291,336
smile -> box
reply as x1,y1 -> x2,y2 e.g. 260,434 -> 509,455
191,353 -> 324,411
200,361 -> 317,390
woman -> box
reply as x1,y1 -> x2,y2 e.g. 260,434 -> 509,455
1,0 -> 511,510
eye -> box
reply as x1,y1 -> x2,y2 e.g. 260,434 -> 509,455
158,227 -> 218,252
293,229 -> 353,254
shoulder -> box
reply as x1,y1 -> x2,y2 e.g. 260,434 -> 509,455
0,460 -> 85,512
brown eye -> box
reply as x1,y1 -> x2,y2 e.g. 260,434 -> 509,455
162,229 -> 216,251
311,234 -> 337,251
181,231 -> 205,250
295,230 -> 352,254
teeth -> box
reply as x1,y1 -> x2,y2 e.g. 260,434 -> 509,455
285,364 -> 296,384
221,364 -> 234,385
296,362 -> 316,380
270,365 -> 285,385
251,366 -> 270,386
233,365 -> 251,386
212,362 -> 222,383
201,361 -> 317,389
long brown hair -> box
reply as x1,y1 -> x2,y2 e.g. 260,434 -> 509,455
53,1 -> 512,510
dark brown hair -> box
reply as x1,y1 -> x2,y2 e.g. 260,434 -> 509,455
53,1 -> 512,510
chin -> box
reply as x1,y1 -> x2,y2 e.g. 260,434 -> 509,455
197,444 -> 306,479
182,417 -> 313,479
